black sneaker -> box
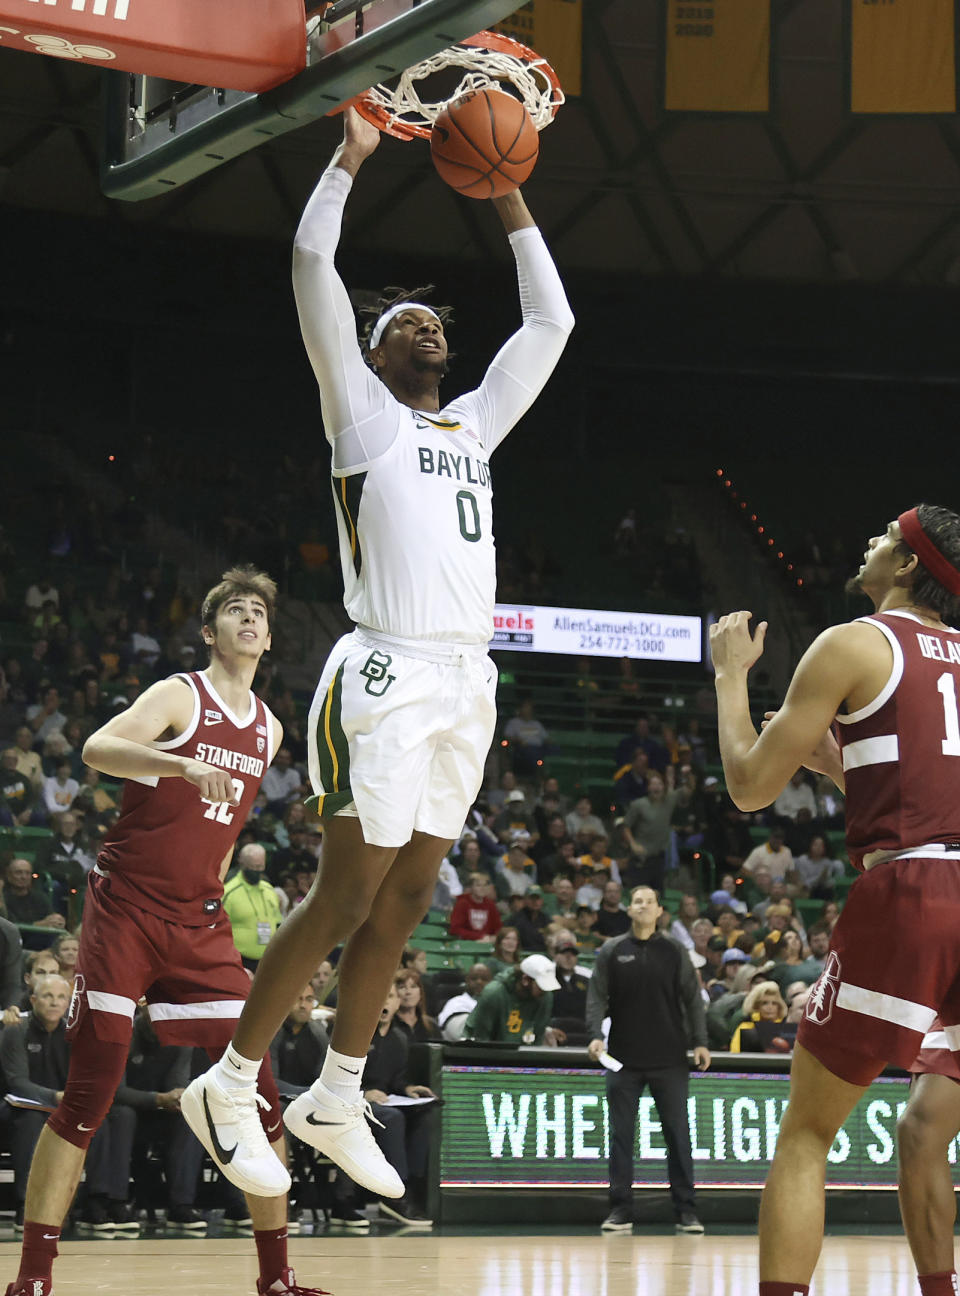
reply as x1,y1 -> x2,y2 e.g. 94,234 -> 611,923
223,1205 -> 253,1229
675,1212 -> 704,1234
107,1201 -> 141,1233
166,1205 -> 208,1231
78,1199 -> 116,1234
600,1205 -> 633,1232
326,1207 -> 370,1231
13,1205 -> 23,1233
376,1197 -> 432,1228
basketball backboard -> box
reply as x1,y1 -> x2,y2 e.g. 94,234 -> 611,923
101,0 -> 527,201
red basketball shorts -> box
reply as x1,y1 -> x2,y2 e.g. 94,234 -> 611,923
797,854 -> 960,1086
72,872 -> 253,1050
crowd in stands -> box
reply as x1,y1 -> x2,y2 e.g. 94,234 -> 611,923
0,541 -> 856,1234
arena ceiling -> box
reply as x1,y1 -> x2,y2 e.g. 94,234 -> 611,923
3,0 -> 960,283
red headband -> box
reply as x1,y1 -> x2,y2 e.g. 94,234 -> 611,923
897,508 -> 960,596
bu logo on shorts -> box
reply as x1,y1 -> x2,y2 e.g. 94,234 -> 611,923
360,650 -> 396,697
804,950 -> 841,1026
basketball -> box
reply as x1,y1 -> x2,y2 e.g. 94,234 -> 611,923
430,87 -> 539,199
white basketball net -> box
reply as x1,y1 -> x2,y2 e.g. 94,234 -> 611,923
360,39 -> 564,138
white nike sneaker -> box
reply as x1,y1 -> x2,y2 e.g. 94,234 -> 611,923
283,1088 -> 404,1198
181,1066 -> 291,1198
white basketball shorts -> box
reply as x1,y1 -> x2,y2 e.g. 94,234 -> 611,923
306,627 -> 497,848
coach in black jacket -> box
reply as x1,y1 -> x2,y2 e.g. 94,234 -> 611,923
587,885 -> 710,1235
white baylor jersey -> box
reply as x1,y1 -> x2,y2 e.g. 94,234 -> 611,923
292,164 -> 574,646
334,404 -> 495,644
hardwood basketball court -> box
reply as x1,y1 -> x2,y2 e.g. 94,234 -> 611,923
0,1227 -> 922,1295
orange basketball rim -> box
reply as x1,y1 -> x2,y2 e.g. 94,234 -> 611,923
348,30 -> 564,142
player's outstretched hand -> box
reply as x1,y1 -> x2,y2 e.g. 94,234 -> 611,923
710,611 -> 767,676
182,760 -> 239,805
343,105 -> 380,159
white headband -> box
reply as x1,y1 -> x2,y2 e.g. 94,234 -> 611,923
368,301 -> 440,351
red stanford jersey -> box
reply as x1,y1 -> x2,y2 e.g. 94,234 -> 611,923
96,671 -> 276,925
837,611 -> 960,869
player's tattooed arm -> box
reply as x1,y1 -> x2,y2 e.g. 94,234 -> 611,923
82,678 -> 238,804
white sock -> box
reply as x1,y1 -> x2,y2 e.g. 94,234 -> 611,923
216,1043 -> 261,1088
314,1047 -> 366,1104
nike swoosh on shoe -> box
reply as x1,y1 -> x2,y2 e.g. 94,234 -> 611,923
203,1086 -> 237,1164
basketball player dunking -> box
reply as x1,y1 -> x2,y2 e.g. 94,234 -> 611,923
710,504 -> 960,1296
182,107 -> 573,1198
6,567 -> 326,1296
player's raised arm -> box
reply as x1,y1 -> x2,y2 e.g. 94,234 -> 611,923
292,108 -> 393,463
463,188 -> 574,454
712,614 -> 871,811
82,678 -> 238,804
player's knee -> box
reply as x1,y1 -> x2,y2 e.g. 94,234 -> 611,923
897,1105 -> 937,1164
48,1104 -> 105,1151
389,875 -> 437,925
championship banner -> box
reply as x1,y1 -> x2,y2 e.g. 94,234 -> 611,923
441,1066 -> 925,1190
491,604 -> 702,663
494,0 -> 583,96
851,0 -> 955,114
665,0 -> 770,113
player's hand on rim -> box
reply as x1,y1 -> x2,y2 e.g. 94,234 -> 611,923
710,610 -> 768,675
182,760 -> 240,805
342,105 -> 380,158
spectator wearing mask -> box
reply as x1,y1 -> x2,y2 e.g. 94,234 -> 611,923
448,873 -> 501,943
465,955 -> 560,1045
222,843 -> 283,972
587,886 -> 709,1235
